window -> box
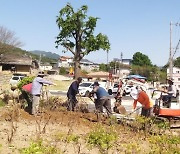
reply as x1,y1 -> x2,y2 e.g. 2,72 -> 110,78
178,78 -> 180,81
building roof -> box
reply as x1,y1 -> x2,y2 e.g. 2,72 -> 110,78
87,71 -> 118,78
80,59 -> 94,65
0,54 -> 32,65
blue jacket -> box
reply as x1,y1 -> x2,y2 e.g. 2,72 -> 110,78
95,87 -> 109,99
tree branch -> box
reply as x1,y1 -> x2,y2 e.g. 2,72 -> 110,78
64,44 -> 75,55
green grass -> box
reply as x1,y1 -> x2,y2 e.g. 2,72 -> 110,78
48,80 -> 73,91
0,99 -> 5,107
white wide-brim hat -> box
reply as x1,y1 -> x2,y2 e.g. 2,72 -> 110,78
130,87 -> 139,100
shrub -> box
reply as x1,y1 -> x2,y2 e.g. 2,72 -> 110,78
86,126 -> 118,153
59,67 -> 67,75
19,140 -> 61,154
148,135 -> 180,153
17,76 -> 35,91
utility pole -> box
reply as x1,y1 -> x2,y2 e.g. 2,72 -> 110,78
169,22 -> 180,78
39,53 -> 41,69
169,21 -> 173,78
114,60 -> 116,75
119,52 -> 123,77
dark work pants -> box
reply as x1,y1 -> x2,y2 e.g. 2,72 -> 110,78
22,91 -> 32,114
67,95 -> 77,111
95,98 -> 112,116
141,107 -> 152,117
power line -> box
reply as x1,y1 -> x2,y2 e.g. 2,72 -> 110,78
173,39 -> 180,58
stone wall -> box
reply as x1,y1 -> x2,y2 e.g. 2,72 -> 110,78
0,72 -> 12,90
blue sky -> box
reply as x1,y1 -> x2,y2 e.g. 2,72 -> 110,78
1,0 -> 180,66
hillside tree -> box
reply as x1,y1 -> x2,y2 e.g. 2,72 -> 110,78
0,26 -> 23,48
55,3 -> 110,78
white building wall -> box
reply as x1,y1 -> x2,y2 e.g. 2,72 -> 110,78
39,65 -> 52,71
117,68 -> 130,78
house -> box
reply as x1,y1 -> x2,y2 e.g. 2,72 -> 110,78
87,71 -> 118,81
58,56 -> 73,68
116,68 -> 131,78
57,56 -> 99,72
39,63 -> 53,71
0,54 -> 32,74
167,67 -> 180,90
113,58 -> 132,65
80,59 -> 99,72
112,58 -> 131,78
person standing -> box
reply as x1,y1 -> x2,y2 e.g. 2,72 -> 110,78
67,77 -> 82,111
162,78 -> 177,107
31,72 -> 55,115
130,87 -> 153,117
90,82 -> 112,117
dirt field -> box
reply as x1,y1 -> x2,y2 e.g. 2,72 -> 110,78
0,105 -> 98,154
0,101 -> 179,154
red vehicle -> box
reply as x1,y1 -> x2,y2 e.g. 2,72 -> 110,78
152,90 -> 180,127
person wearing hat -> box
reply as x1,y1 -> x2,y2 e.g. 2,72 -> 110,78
90,81 -> 112,117
31,72 -> 56,115
161,78 -> 177,107
67,77 -> 82,111
130,87 -> 153,117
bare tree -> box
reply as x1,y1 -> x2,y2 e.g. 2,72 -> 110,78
0,26 -> 24,47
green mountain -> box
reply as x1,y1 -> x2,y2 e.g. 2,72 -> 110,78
29,50 -> 60,60
0,43 -> 57,63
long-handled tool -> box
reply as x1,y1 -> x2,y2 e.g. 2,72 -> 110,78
126,106 -> 143,116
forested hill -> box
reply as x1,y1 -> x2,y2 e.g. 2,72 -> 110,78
0,43 -> 57,63
29,50 -> 60,60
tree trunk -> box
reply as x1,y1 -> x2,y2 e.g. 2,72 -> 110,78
74,60 -> 81,79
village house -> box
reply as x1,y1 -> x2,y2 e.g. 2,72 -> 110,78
57,56 -> 99,72
0,54 -> 32,74
113,58 -> 132,65
39,63 -> 53,71
113,58 -> 132,78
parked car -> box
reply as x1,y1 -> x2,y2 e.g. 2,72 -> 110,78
78,81 -> 107,97
9,75 -> 25,87
78,82 -> 94,97
108,83 -> 135,96
123,85 -> 135,96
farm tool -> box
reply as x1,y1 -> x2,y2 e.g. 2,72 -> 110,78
152,90 -> 180,128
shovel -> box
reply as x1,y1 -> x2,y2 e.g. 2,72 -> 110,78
126,106 -> 143,116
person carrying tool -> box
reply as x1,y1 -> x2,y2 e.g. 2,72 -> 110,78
31,72 -> 56,116
130,87 -> 153,117
67,77 -> 82,111
89,81 -> 112,117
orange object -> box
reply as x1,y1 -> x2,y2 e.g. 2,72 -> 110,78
159,108 -> 180,116
133,91 -> 153,109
